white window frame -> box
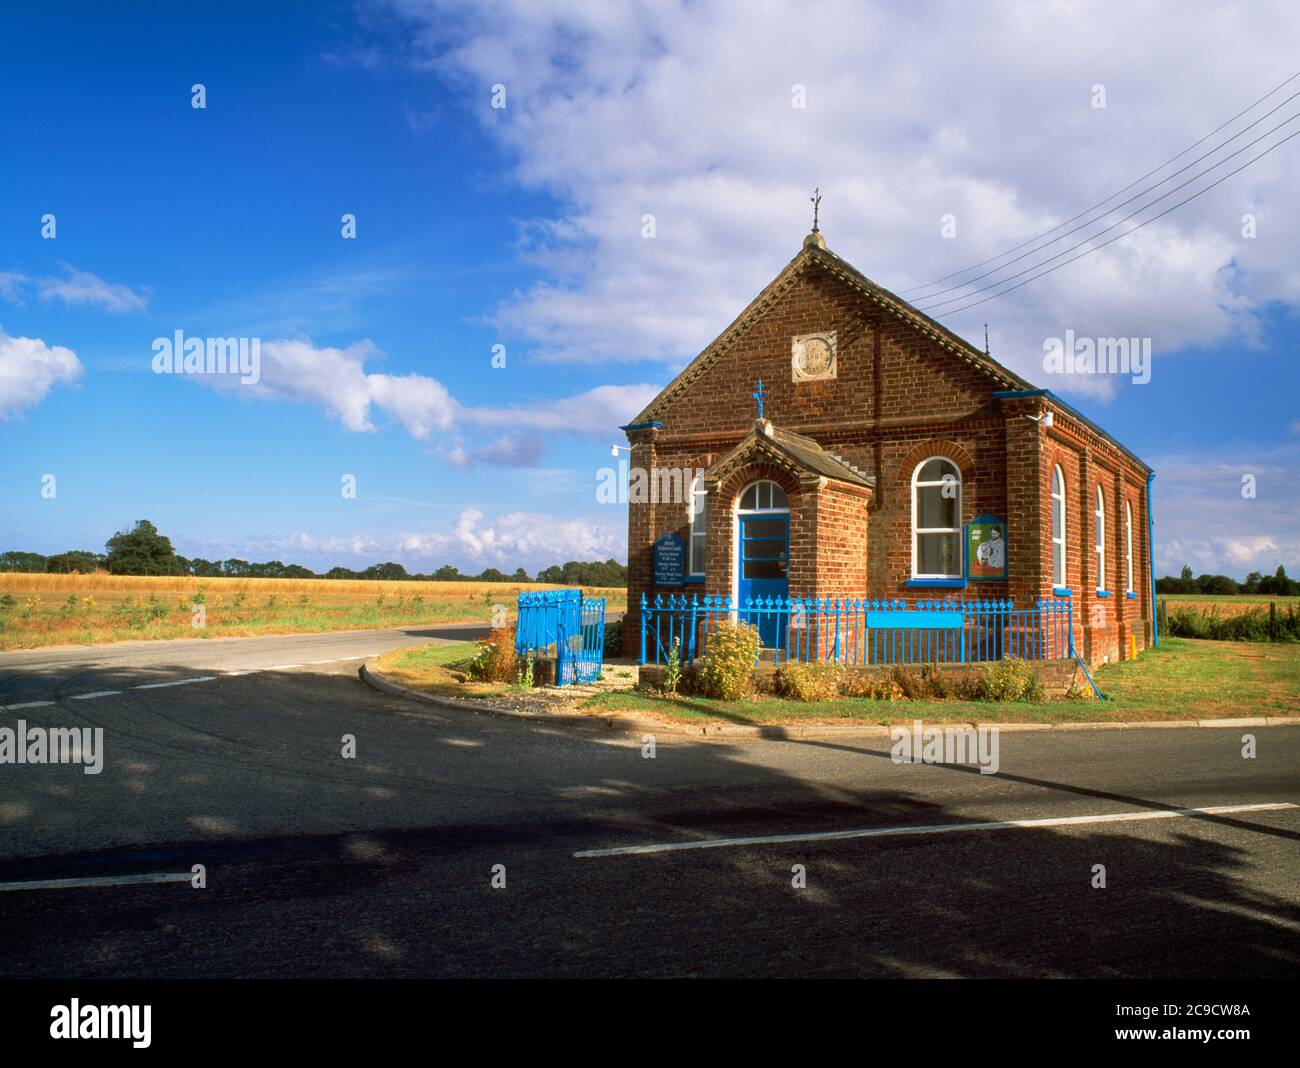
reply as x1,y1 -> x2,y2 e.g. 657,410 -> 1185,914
1124,499 -> 1134,594
1095,485 -> 1106,591
737,479 -> 788,513
687,476 -> 707,577
911,457 -> 962,579
1051,465 -> 1066,588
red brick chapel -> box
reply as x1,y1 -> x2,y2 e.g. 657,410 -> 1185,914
621,224 -> 1155,668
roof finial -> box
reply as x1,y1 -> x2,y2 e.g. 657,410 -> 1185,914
810,187 -> 822,233
984,323 -> 990,356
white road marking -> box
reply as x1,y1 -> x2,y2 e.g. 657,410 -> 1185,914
0,872 -> 193,892
1,701 -> 56,711
223,670 -> 256,676
574,802 -> 1299,858
304,659 -> 338,664
68,691 -> 122,700
265,665 -> 302,671
132,676 -> 216,690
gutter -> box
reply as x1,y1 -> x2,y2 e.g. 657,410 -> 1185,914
992,388 -> 1152,475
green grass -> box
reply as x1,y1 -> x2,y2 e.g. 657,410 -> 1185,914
584,638 -> 1300,725
371,641 -> 514,698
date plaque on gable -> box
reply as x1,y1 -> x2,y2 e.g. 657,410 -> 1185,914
792,331 -> 837,382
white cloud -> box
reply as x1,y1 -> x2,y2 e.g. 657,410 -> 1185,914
0,329 -> 83,420
438,432 -> 546,468
183,506 -> 624,569
204,337 -> 650,460
36,265 -> 148,313
378,0 -> 1300,400
1150,446 -> 1300,577
461,382 -> 659,432
0,272 -> 27,304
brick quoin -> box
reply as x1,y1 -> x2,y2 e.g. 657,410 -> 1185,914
620,231 -> 1154,667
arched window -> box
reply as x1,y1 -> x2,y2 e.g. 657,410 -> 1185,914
688,476 -> 707,576
1051,465 -> 1066,588
912,458 -> 961,578
1124,499 -> 1134,594
1095,485 -> 1106,591
738,480 -> 788,511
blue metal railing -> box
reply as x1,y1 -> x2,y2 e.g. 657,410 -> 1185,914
639,593 -> 1073,666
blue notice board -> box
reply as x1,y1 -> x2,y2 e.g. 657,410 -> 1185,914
653,533 -> 685,586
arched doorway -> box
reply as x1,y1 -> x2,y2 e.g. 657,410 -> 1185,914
736,479 -> 790,646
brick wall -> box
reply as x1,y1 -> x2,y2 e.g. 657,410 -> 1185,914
622,254 -> 1153,666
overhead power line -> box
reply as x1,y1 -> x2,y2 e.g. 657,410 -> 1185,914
928,124 -> 1300,319
901,70 -> 1300,296
917,110 -> 1300,313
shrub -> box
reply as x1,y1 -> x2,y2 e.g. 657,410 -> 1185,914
840,670 -> 904,701
978,658 -> 1043,702
697,621 -> 760,700
468,625 -> 521,683
776,662 -> 840,701
662,637 -> 682,695
603,618 -> 623,654
515,650 -> 535,690
0,593 -> 17,611
1165,603 -> 1300,643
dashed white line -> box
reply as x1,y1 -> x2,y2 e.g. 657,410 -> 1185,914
265,665 -> 303,671
69,691 -> 122,701
132,676 -> 216,690
1,701 -> 56,711
0,872 -> 193,892
574,802 -> 1300,858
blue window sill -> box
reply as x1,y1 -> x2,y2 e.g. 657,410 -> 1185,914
683,574 -> 705,585
1125,591 -> 1137,599
1096,590 -> 1111,598
907,578 -> 967,589
1052,587 -> 1072,597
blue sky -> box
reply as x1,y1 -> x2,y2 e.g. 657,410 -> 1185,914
2,1 -> 1298,577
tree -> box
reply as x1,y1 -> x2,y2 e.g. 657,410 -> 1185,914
512,567 -> 531,582
364,562 -> 409,581
45,550 -> 105,574
0,551 -> 48,573
105,520 -> 183,576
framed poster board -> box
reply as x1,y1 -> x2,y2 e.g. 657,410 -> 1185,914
965,515 -> 1007,581
653,533 -> 685,587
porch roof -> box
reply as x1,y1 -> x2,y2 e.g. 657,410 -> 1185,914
702,419 -> 875,491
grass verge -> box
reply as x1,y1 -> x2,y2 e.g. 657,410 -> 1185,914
581,638 -> 1300,726
370,641 -> 511,699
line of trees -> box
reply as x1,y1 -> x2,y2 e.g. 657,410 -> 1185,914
1156,565 -> 1298,596
0,519 -> 627,587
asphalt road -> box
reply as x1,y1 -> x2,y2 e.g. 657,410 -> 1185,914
1,627 -> 1297,978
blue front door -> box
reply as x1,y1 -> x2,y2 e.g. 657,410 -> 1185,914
738,512 -> 789,647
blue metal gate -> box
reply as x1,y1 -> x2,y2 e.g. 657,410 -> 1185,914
557,597 -> 606,685
516,590 -> 606,686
